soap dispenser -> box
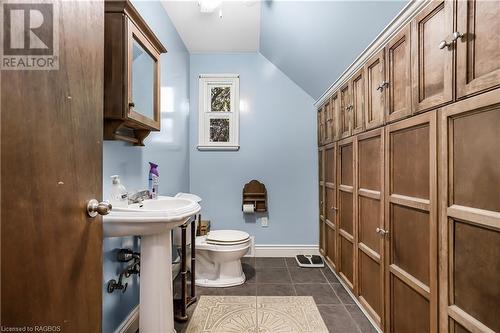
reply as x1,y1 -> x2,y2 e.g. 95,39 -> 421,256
110,175 -> 128,207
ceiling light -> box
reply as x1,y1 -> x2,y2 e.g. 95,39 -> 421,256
198,0 -> 222,13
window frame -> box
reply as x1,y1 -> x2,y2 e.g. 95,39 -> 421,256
198,74 -> 240,151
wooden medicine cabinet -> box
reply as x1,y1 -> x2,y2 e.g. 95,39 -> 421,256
104,1 -> 167,146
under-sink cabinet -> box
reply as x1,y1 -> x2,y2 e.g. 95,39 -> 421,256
104,1 -> 167,146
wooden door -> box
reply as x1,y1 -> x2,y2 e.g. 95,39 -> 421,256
1,1 -> 104,331
319,148 -> 325,254
412,0 -> 453,113
385,24 -> 412,123
339,83 -> 352,139
351,69 -> 365,135
365,49 -> 385,130
356,129 -> 384,329
439,90 -> 500,333
324,143 -> 337,268
336,137 -> 355,290
317,107 -> 324,146
456,0 -> 500,98
324,98 -> 335,144
385,112 -> 438,333
330,92 -> 339,142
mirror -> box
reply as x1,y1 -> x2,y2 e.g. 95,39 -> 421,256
131,39 -> 155,120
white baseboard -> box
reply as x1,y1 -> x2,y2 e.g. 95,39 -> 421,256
248,244 -> 319,257
115,305 -> 139,333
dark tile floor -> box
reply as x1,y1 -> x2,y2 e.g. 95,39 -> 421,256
173,257 -> 378,333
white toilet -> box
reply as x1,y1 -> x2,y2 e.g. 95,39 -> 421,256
195,230 -> 251,288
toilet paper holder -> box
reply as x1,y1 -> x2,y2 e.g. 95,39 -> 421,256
242,180 -> 268,212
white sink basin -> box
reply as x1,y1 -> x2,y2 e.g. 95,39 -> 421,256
103,196 -> 201,237
103,195 -> 200,333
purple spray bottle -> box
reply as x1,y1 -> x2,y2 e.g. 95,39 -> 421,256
148,162 -> 159,199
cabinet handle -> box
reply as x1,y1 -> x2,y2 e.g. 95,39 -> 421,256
376,227 -> 389,236
439,31 -> 463,50
376,81 -> 389,91
332,207 -> 338,211
129,102 -> 135,108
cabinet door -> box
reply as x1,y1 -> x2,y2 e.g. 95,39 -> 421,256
325,143 -> 337,268
339,83 -> 352,138
317,108 -> 324,146
337,137 -> 355,290
439,91 -> 500,333
324,99 -> 333,144
331,93 -> 340,141
456,0 -> 500,98
325,221 -> 336,269
365,49 -> 386,130
412,1 -> 453,113
386,25 -> 412,123
385,112 -> 438,333
351,69 -> 365,134
356,129 -> 384,329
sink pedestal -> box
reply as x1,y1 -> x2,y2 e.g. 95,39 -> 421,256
140,231 -> 175,333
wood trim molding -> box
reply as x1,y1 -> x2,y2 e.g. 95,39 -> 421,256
314,0 -> 430,108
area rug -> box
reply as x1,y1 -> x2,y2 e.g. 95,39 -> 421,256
185,296 -> 328,333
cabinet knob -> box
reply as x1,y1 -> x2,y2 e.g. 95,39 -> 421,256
128,102 -> 135,108
439,32 -> 463,50
376,227 -> 389,236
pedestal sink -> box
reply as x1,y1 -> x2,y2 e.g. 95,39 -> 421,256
103,196 -> 201,333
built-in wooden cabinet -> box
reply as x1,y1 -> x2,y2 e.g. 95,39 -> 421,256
439,90 -> 500,333
365,50 -> 385,129
336,137 -> 355,290
385,112 -> 438,333
385,25 -> 412,123
356,128 -> 385,329
351,69 -> 365,134
411,0 -> 453,113
104,0 -> 167,146
456,0 -> 500,99
317,2 -> 499,332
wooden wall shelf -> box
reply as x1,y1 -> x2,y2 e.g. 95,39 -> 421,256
242,180 -> 268,212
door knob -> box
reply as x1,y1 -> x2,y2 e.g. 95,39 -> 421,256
87,199 -> 112,217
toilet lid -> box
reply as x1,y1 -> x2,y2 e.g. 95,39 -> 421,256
206,230 -> 250,245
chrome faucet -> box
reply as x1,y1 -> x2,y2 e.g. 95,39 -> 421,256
128,190 -> 150,204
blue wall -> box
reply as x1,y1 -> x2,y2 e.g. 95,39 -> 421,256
189,53 -> 317,245
102,2 -> 190,332
260,0 -> 408,100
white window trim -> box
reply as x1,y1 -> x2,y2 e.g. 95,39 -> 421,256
198,74 -> 240,151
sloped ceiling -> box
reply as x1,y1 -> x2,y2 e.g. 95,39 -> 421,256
260,0 -> 408,100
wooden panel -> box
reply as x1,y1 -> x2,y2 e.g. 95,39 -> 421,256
439,92 -> 500,333
359,252 -> 382,317
358,135 -> 382,191
319,184 -> 324,218
318,107 -> 325,146
412,0 -> 453,113
359,196 -> 381,252
386,112 -> 437,333
1,1 -> 103,330
452,108 -> 500,212
456,0 -> 500,98
340,236 -> 354,285
391,123 -> 430,199
392,277 -> 430,333
339,83 -> 352,138
386,24 -> 412,123
351,69 -> 365,134
325,144 -> 335,184
326,187 -> 336,224
453,221 -> 500,332
318,148 -> 324,182
340,143 -> 353,187
340,191 -> 354,235
326,223 -> 336,267
319,220 -> 325,254
365,49 -> 385,129
391,205 -> 430,285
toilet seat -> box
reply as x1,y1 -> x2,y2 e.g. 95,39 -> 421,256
206,230 -> 250,245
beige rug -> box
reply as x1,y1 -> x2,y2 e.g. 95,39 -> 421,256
185,296 -> 329,333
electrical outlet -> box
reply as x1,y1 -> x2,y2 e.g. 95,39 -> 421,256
260,217 -> 268,227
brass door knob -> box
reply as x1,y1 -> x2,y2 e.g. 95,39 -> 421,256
87,199 -> 112,217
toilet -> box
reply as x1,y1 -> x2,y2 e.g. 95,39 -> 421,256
195,230 -> 251,288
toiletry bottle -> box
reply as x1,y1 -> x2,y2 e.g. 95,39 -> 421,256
110,175 -> 128,207
148,162 -> 159,199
